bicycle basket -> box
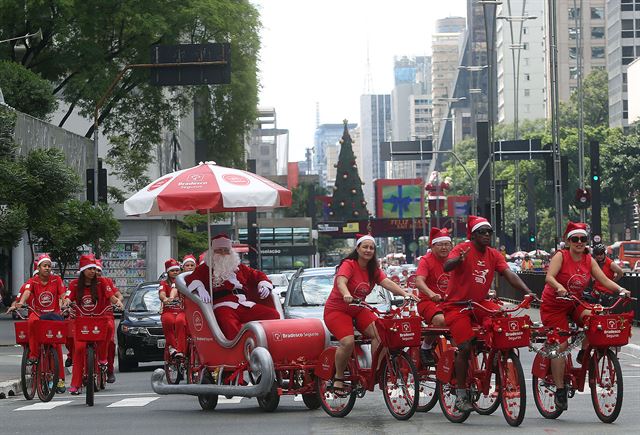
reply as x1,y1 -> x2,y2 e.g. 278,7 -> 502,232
74,316 -> 110,342
584,312 -> 634,347
35,319 -> 68,344
14,321 -> 29,344
377,316 -> 422,350
483,315 -> 531,350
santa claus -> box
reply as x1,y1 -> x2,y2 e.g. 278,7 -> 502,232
185,234 -> 280,339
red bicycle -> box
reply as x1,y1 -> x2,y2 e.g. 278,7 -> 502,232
72,304 -> 116,406
436,295 -> 534,426
315,298 -> 421,420
531,294 -> 635,423
14,305 -> 69,402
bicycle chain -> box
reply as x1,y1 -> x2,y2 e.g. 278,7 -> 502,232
528,331 -> 585,359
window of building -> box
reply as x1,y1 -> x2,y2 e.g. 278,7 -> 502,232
523,42 -> 529,50
260,145 -> 271,156
524,89 -> 530,97
591,7 -> 604,20
591,27 -> 605,39
569,7 -> 580,20
569,47 -> 578,59
569,27 -> 579,40
622,45 -> 635,65
591,47 -> 605,59
622,19 -> 634,38
524,73 -> 530,81
621,0 -> 633,12
523,27 -> 528,35
569,66 -> 578,80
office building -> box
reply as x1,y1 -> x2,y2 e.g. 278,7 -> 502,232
360,94 -> 391,207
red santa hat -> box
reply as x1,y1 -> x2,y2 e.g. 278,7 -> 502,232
35,253 -> 52,268
198,252 -> 206,265
32,260 -> 39,275
355,233 -> 376,247
165,258 -> 181,272
211,234 -> 232,250
564,221 -> 588,240
78,254 -> 97,273
95,258 -> 103,271
430,227 -> 451,245
182,254 -> 197,266
467,215 -> 492,240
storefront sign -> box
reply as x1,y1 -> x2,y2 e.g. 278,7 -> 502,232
259,245 -> 316,256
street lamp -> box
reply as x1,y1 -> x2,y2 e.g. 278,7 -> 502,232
0,29 -> 43,105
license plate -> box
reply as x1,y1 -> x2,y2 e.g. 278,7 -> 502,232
157,339 -> 165,349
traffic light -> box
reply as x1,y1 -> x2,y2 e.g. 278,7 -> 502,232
575,188 -> 591,209
529,232 -> 535,243
86,159 -> 107,204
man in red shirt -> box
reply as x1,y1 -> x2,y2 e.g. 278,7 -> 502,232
443,216 -> 533,411
415,227 -> 452,365
591,243 -> 623,302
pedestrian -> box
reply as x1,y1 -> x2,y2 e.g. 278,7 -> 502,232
181,254 -> 197,272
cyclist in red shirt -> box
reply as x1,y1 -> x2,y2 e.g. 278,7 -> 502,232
443,216 -> 534,411
96,258 -> 123,383
591,243 -> 623,302
181,254 -> 197,272
68,255 -> 123,395
323,234 -> 419,394
415,227 -> 452,365
540,222 -> 629,411
9,254 -> 70,393
159,258 -> 187,358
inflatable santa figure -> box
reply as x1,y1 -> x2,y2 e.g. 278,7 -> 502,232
185,234 -> 280,339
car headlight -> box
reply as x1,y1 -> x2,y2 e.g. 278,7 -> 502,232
121,325 -> 148,335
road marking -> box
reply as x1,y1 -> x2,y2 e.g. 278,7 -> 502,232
95,392 -> 158,397
107,397 -> 159,407
218,397 -> 243,404
626,344 -> 640,351
14,401 -> 73,411
294,395 -> 302,402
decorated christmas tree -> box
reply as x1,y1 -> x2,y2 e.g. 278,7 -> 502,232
328,120 -> 369,220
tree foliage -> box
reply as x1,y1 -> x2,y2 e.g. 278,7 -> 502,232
0,61 -> 57,119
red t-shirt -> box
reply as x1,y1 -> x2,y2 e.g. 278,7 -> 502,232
325,259 -> 386,310
594,257 -> 614,294
25,275 -> 66,314
158,279 -> 184,312
68,277 -> 114,315
416,252 -> 450,300
445,241 -> 508,302
542,249 -> 592,305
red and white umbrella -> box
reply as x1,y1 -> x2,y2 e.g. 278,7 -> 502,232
124,161 -> 292,216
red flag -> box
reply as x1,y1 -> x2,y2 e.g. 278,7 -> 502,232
287,162 -> 299,189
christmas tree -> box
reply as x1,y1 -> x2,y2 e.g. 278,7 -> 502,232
329,120 -> 369,220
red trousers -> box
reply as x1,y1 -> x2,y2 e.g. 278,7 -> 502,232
28,313 -> 65,380
215,304 -> 280,340
70,321 -> 113,389
107,317 -> 115,374
161,311 -> 186,353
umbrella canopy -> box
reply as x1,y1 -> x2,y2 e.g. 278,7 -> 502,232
124,162 -> 292,216
509,251 -> 528,259
528,249 -> 550,257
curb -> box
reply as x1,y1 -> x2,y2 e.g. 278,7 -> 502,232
0,379 -> 20,399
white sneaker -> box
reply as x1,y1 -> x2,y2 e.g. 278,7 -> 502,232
168,346 -> 177,357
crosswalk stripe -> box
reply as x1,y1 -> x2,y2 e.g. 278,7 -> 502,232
14,401 -> 73,411
293,395 -> 303,402
107,397 -> 159,407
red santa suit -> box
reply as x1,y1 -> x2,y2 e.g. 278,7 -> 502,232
96,259 -> 118,376
185,261 -> 280,340
159,259 -> 187,354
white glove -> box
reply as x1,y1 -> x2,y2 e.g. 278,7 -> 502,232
195,287 -> 211,304
257,281 -> 273,299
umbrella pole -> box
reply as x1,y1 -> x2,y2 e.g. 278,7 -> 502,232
207,209 -> 213,302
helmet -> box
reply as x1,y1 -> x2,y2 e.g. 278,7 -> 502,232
592,243 -> 606,255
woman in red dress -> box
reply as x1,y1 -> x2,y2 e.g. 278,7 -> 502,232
541,222 -> 630,410
323,234 -> 418,393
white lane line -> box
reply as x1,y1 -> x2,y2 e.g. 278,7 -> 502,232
294,395 -> 303,402
107,397 -> 159,407
218,397 -> 243,404
625,344 -> 640,351
95,392 -> 158,397
14,401 -> 73,411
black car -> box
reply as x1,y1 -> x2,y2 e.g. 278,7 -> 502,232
117,282 -> 165,372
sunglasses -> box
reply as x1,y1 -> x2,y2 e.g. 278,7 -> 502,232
569,236 -> 588,243
475,228 -> 494,236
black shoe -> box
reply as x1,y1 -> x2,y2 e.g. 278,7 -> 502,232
454,391 -> 474,412
554,387 -> 568,411
107,372 -> 116,384
576,350 -> 585,365
65,357 -> 73,367
26,357 -> 38,365
420,348 -> 435,366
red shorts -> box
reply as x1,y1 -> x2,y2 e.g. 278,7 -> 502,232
417,299 -> 443,324
324,306 -> 377,340
540,301 -> 587,340
443,300 -> 501,345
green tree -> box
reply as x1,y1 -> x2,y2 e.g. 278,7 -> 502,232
560,69 -> 609,127
0,61 -> 57,119
329,121 -> 368,221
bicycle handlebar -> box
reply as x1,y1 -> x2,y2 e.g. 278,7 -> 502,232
556,292 -> 635,312
450,293 -> 534,314
349,296 -> 416,316
69,303 -> 120,317
13,304 -> 73,320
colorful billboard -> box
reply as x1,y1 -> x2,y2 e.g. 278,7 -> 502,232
375,179 -> 424,219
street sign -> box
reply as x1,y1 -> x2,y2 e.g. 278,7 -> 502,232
150,43 -> 231,86
492,139 -> 549,161
593,234 -> 602,243
380,140 -> 433,161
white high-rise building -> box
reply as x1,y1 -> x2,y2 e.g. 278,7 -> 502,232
360,94 -> 391,208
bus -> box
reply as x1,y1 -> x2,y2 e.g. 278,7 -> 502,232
609,240 -> 640,270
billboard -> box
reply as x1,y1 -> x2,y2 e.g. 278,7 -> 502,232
375,179 -> 424,219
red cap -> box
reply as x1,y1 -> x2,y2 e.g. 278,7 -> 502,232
95,259 -> 103,271
429,227 -> 451,245
211,234 -> 232,250
199,252 -> 206,265
165,258 -> 180,272
35,253 -> 52,268
564,221 -> 588,239
467,215 -> 492,240
78,254 -> 97,273
355,233 -> 376,246
182,254 -> 197,266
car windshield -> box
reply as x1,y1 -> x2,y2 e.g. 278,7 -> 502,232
128,286 -> 161,313
288,273 -> 387,307
267,274 -> 288,287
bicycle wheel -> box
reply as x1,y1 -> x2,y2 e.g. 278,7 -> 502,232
257,381 -> 280,412
317,376 -> 357,418
186,342 -> 201,384
21,346 -> 37,400
165,355 -> 181,385
532,375 -> 563,419
36,345 -> 58,402
302,393 -> 321,410
437,381 -> 471,423
416,364 -> 438,412
197,368 -> 219,411
86,345 -> 95,406
498,351 -> 526,427
473,349 -> 500,415
590,349 -> 623,424
381,351 -> 419,420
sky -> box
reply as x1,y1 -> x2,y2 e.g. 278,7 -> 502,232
252,0 -> 468,162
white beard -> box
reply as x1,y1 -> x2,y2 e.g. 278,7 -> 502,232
211,251 -> 241,287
